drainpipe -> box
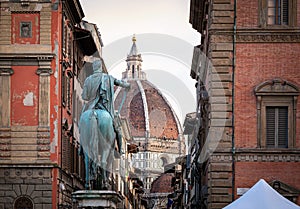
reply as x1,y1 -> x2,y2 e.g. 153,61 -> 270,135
232,0 -> 237,202
59,0 -> 65,208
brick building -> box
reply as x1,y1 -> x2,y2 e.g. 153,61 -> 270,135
0,0 -> 100,208
186,0 -> 300,208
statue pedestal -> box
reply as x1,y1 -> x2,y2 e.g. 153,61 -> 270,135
72,190 -> 123,209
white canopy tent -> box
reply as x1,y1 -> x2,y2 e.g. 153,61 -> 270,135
223,179 -> 300,209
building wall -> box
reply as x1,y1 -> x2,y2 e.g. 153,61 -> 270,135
236,1 -> 258,28
0,167 -> 53,209
235,0 -> 300,206
0,1 -> 86,208
234,0 -> 300,205
189,0 -> 300,208
235,162 -> 300,190
235,43 -> 300,148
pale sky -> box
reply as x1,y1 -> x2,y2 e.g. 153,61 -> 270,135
79,0 -> 200,124
79,0 -> 199,45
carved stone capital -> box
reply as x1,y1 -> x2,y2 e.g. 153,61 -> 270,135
0,68 -> 14,76
36,68 -> 53,76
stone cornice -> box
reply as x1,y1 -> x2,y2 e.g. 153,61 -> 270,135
235,153 -> 300,162
209,149 -> 300,162
235,148 -> 300,153
235,148 -> 300,162
237,33 -> 300,43
0,53 -> 54,61
208,29 -> 300,43
236,29 -> 300,43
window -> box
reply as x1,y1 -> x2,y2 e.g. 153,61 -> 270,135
267,0 -> 289,25
132,65 -> 135,78
254,79 -> 298,148
62,67 -> 67,107
62,135 -> 72,171
14,196 -> 33,209
259,0 -> 297,27
266,106 -> 288,148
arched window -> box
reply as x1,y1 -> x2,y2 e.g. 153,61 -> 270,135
254,79 -> 299,148
132,65 -> 135,78
14,196 -> 33,209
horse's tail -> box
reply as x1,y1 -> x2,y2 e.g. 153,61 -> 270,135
90,110 -> 100,164
79,110 -> 100,165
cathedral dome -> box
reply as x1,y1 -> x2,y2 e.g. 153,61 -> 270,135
115,79 -> 181,140
114,36 -> 182,142
150,173 -> 174,193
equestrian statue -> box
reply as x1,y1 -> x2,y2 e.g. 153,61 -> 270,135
79,59 -> 130,189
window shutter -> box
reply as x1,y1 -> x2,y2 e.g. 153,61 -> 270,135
278,107 -> 288,148
282,0 -> 289,25
62,136 -> 68,170
62,136 -> 72,171
266,106 -> 288,148
266,107 -> 276,147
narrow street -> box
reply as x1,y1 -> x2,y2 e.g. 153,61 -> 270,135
0,0 -> 299,209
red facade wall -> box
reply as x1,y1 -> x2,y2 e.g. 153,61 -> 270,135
235,162 -> 300,204
50,6 -> 61,208
11,66 -> 39,126
236,0 -> 258,28
234,43 -> 300,148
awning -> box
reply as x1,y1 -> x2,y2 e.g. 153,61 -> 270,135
74,27 -> 97,56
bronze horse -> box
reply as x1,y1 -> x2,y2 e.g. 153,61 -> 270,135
79,108 -> 115,189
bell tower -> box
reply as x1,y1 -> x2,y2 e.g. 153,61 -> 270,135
122,35 -> 146,80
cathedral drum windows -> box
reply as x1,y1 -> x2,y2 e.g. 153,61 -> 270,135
254,79 -> 299,148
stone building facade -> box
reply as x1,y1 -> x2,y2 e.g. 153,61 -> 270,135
186,0 -> 300,208
0,0 -> 97,208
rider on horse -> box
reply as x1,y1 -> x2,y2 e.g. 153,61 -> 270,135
81,59 -> 130,155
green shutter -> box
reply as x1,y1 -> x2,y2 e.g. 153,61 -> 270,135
266,106 -> 288,148
266,107 -> 276,147
282,0 -> 289,25
277,107 -> 288,148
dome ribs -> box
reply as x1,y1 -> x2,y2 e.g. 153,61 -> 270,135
115,80 -> 146,137
114,80 -> 180,140
141,81 -> 179,140
150,173 -> 174,193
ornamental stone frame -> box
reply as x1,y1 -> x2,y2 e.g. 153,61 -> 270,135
258,0 -> 297,28
254,78 -> 299,148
